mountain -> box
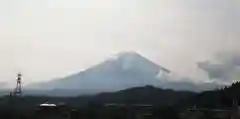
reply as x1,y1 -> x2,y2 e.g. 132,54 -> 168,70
26,52 -> 216,96
89,85 -> 196,106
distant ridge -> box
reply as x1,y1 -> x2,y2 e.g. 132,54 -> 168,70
89,85 -> 196,105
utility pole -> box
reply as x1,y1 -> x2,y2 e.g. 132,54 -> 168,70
13,73 -> 22,97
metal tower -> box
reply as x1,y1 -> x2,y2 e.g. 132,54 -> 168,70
13,73 -> 22,96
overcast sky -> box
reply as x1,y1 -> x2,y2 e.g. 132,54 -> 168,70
0,0 -> 239,86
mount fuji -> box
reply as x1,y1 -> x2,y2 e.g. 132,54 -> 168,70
26,52 -> 216,96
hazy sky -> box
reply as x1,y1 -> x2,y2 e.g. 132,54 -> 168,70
0,0 -> 239,86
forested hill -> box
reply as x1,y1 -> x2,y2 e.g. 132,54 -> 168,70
0,85 -> 196,110
89,85 -> 196,106
183,82 -> 240,109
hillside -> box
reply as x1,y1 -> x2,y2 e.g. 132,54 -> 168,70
26,52 -> 217,96
27,52 -> 169,92
0,86 -> 196,109
89,85 -> 196,106
181,82 -> 240,109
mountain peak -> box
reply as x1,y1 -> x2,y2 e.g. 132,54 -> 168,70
107,51 -> 171,74
108,51 -> 143,61
110,51 -> 147,62
116,51 -> 142,57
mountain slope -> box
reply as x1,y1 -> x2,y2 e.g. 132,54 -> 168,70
27,52 -> 170,92
26,52 -> 216,96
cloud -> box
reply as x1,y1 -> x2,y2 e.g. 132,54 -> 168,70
216,52 -> 240,67
198,51 -> 240,83
198,61 -> 233,80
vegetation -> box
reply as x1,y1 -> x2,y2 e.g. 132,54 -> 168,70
0,82 -> 240,119
0,86 -> 193,119
186,81 -> 240,109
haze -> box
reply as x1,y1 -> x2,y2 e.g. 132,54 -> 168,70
0,0 -> 239,87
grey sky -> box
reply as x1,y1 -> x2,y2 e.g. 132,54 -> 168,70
0,0 -> 239,86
